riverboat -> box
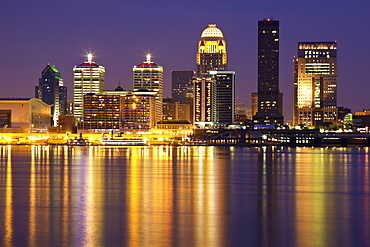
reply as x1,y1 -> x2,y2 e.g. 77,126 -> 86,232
100,136 -> 148,146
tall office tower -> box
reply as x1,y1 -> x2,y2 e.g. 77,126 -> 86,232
35,64 -> 67,126
196,24 -> 227,77
172,70 -> 194,104
193,76 -> 215,123
210,70 -> 235,124
133,54 -> 163,124
254,18 -> 284,125
73,54 -> 105,120
294,42 -> 338,126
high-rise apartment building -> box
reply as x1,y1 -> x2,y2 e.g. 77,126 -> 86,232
35,65 -> 67,126
73,54 -> 105,120
294,42 -> 338,126
196,24 -> 227,77
133,54 -> 163,124
254,18 -> 284,125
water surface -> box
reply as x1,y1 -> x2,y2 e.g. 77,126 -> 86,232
0,145 -> 369,246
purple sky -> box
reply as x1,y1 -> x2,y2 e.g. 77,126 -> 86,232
0,0 -> 369,121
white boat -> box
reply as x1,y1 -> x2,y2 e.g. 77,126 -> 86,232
100,136 -> 148,146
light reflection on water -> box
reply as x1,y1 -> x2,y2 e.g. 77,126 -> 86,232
0,145 -> 369,247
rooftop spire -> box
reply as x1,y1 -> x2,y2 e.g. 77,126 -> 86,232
87,53 -> 93,63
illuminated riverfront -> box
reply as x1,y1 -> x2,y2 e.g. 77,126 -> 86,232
0,145 -> 369,246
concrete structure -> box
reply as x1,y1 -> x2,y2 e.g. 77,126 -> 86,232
121,90 -> 157,130
163,98 -> 192,122
254,18 -> 284,125
35,64 -> 67,126
0,98 -> 52,133
193,76 -> 215,123
133,54 -> 163,123
293,42 -> 338,126
196,24 -> 227,77
73,54 -> 105,120
78,93 -> 121,132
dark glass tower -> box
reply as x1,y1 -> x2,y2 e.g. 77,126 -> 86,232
171,70 -> 194,104
35,65 -> 67,126
254,18 -> 283,125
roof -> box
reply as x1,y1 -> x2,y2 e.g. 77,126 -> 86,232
136,62 -> 157,67
76,62 -> 100,67
201,24 -> 224,38
0,97 -> 32,101
157,120 -> 192,125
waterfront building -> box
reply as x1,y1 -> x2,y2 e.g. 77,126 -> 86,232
196,24 -> 227,77
254,18 -> 284,125
293,42 -> 338,126
163,98 -> 192,122
35,64 -> 67,126
121,90 -> 157,130
73,54 -> 105,120
0,98 -> 52,133
133,54 -> 163,123
77,93 -> 121,133
210,70 -> 235,124
193,76 -> 215,123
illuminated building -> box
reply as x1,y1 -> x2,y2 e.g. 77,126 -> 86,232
210,70 -> 235,124
254,18 -> 284,125
162,98 -> 192,122
294,42 -> 338,126
193,76 -> 215,123
0,98 -> 52,133
133,54 -> 163,124
77,93 -> 121,133
35,64 -> 67,126
121,90 -> 157,130
73,54 -> 105,120
196,24 -> 227,77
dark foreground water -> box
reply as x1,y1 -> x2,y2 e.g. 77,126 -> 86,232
0,145 -> 369,247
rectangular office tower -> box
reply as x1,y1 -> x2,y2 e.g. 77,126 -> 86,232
254,18 -> 284,125
210,70 -> 235,124
171,70 -> 194,104
293,42 -> 338,126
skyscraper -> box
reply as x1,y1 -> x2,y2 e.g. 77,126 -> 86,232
133,54 -> 163,124
171,70 -> 194,104
254,18 -> 284,125
294,42 -> 338,126
73,54 -> 105,120
210,70 -> 235,124
193,76 -> 215,123
35,64 -> 67,126
196,24 -> 227,77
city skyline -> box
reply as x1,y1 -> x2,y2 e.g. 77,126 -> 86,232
0,0 -> 369,122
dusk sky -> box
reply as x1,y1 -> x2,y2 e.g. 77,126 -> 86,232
0,0 -> 369,121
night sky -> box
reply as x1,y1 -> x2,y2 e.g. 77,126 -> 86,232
0,0 -> 369,121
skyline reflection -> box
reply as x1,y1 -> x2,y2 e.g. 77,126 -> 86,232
0,145 -> 369,246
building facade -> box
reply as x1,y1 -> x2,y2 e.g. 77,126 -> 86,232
193,76 -> 215,123
210,70 -> 235,124
78,93 -> 121,132
133,54 -> 163,124
254,18 -> 284,125
35,64 -> 67,126
171,70 -> 194,104
73,54 -> 105,120
293,42 -> 338,126
0,98 -> 52,133
196,24 -> 227,77
121,91 -> 157,130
